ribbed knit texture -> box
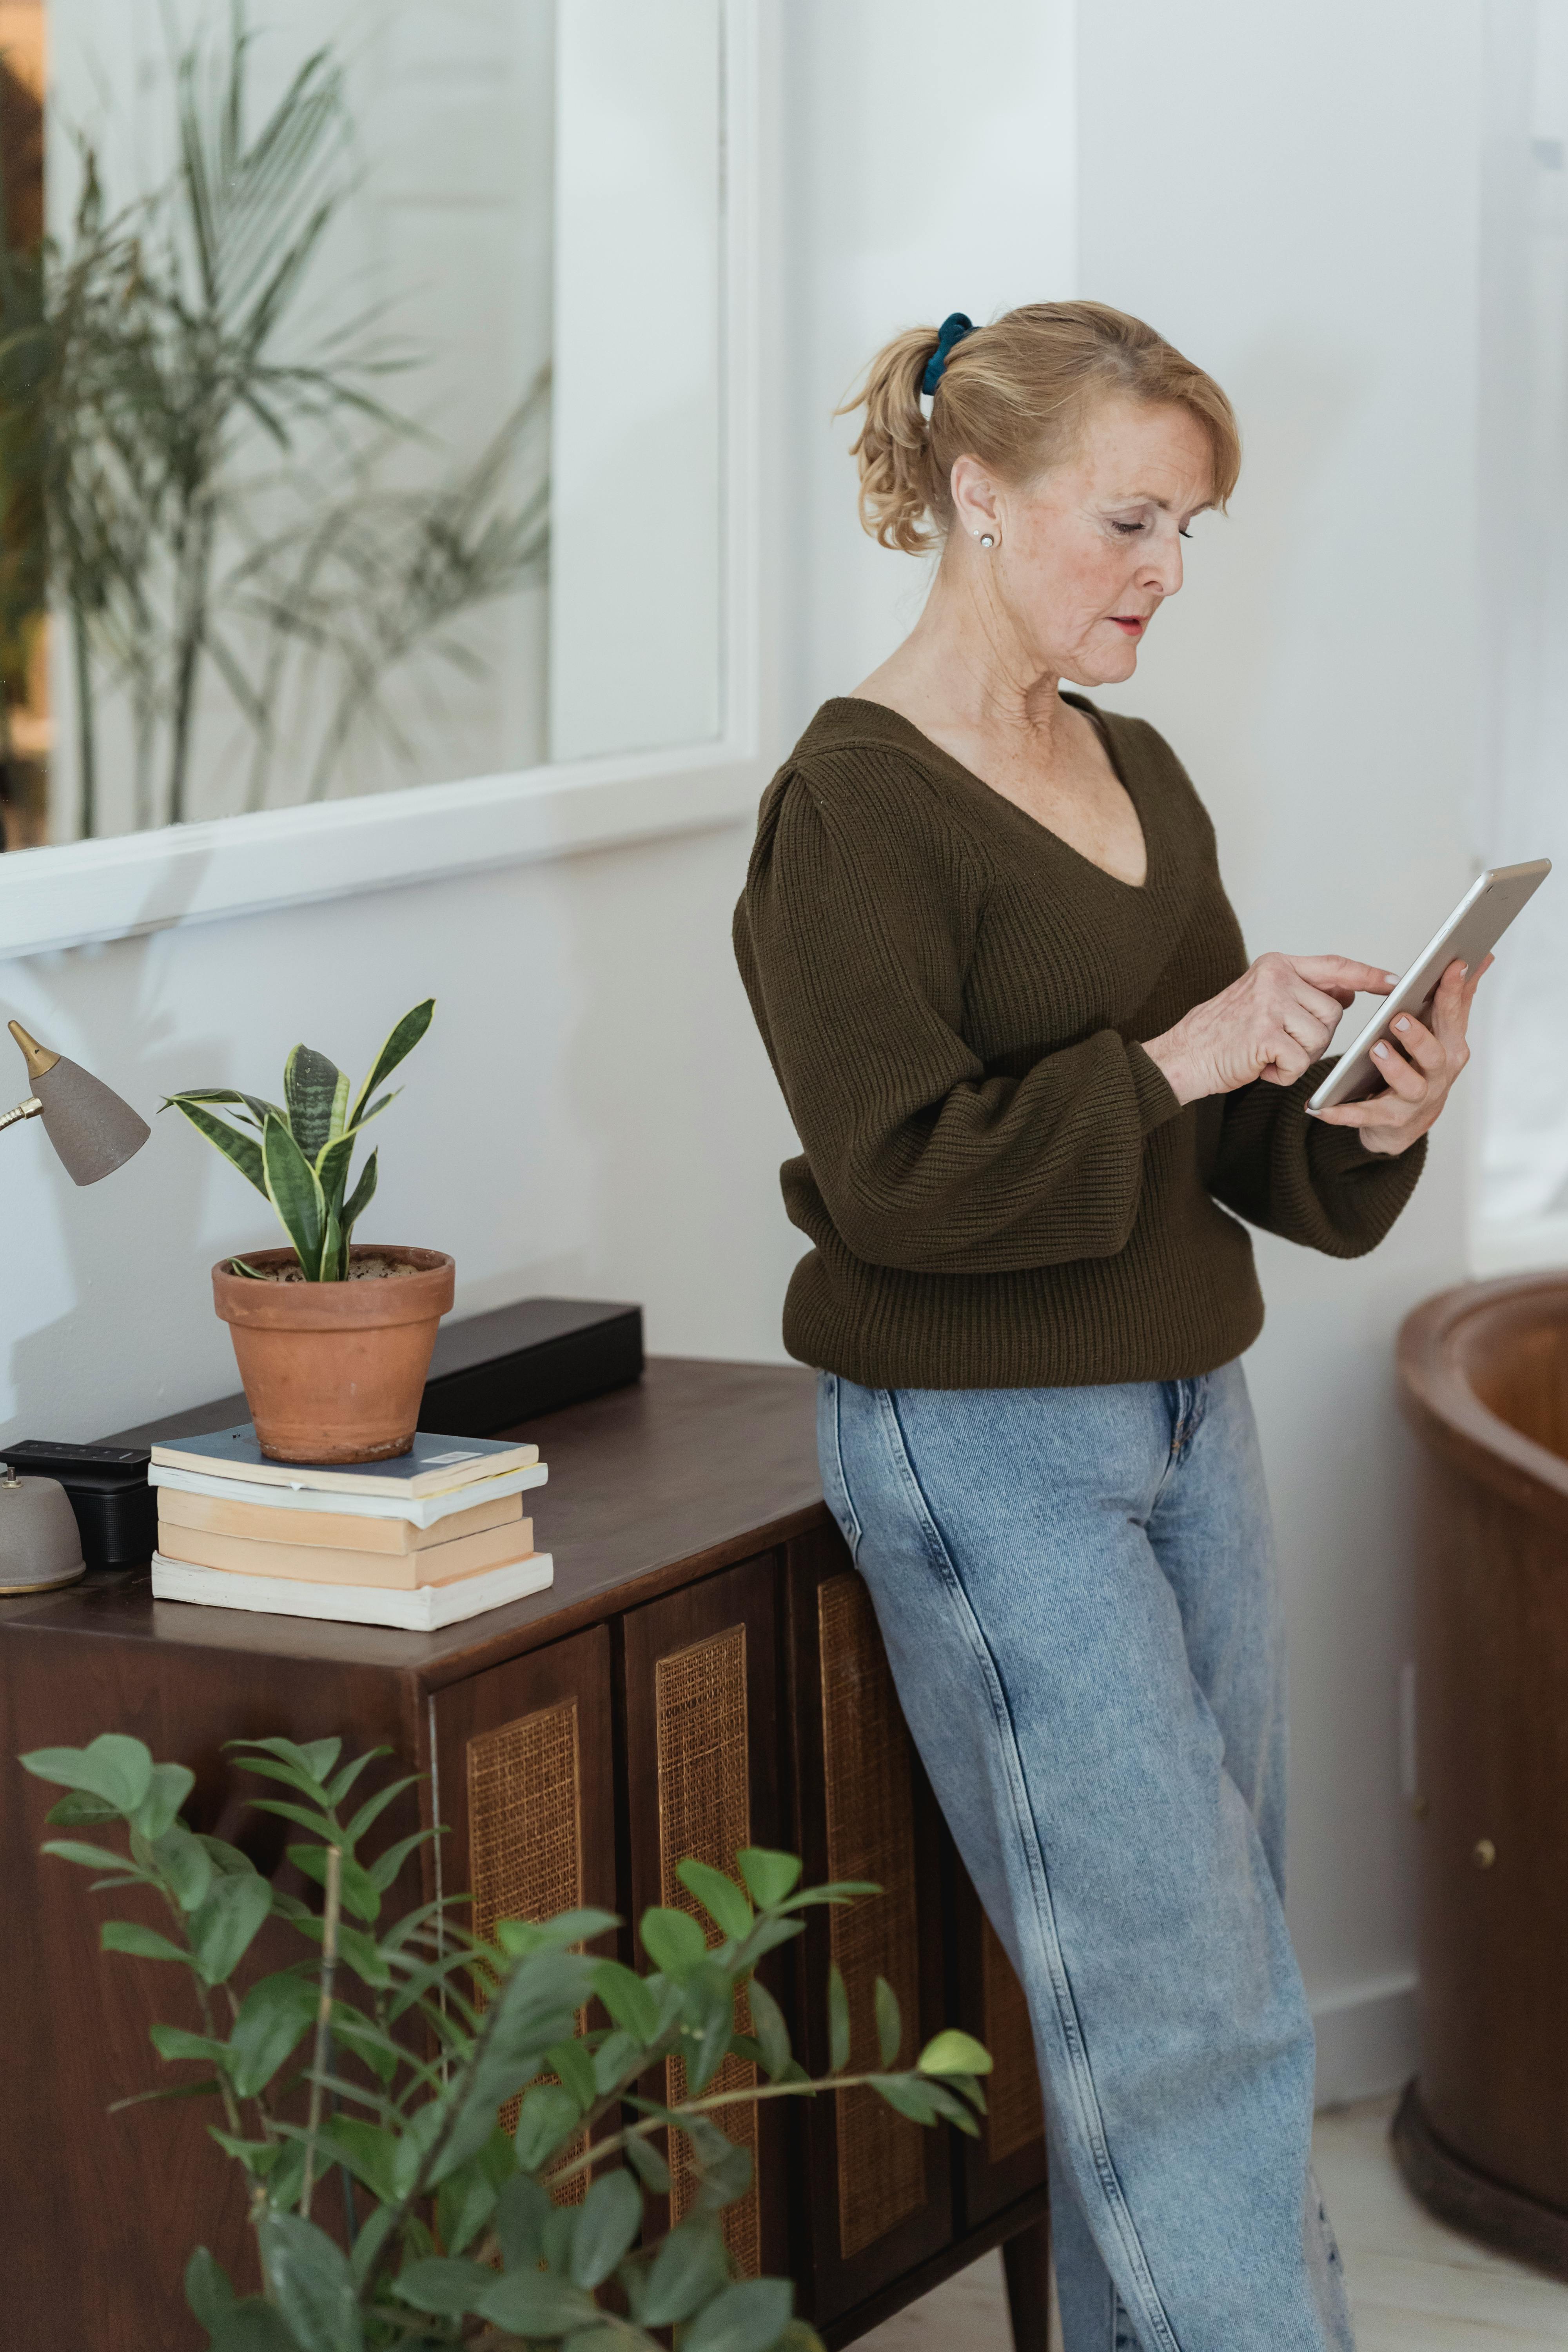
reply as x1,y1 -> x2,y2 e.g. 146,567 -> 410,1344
733,696 -> 1426,1389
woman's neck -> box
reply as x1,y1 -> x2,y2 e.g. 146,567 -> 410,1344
852,557 -> 1076,762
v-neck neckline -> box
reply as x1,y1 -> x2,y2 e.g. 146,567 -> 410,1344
822,693 -> 1156,894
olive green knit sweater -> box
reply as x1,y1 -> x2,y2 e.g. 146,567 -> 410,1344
733,695 -> 1425,1389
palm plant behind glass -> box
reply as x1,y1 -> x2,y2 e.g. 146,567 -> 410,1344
0,2 -> 550,838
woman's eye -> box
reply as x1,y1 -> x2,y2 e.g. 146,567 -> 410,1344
1110,519 -> 1145,536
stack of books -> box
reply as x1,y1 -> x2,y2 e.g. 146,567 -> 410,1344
147,1426 -> 552,1630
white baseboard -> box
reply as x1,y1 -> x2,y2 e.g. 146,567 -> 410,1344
1311,1974 -> 1418,2110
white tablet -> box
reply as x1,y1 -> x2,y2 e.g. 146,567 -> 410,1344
1305,858 -> 1552,1116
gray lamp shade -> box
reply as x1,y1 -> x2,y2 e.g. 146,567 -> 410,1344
0,1474 -> 85,1593
34,1057 -> 151,1185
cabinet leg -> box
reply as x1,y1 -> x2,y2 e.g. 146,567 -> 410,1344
1002,2213 -> 1053,2352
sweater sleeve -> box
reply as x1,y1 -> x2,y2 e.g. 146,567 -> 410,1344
1205,1061 -> 1426,1257
735,764 -> 1185,1274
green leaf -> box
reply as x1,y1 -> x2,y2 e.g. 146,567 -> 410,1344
288,1841 -> 381,1925
230,1736 -> 341,1795
640,2217 -> 730,2328
874,1976 -> 902,2070
102,1919 -> 192,1967
546,2036 -> 598,2114
204,2299 -> 301,2352
151,2023 -> 228,2066
639,1906 -> 709,1979
512,2080 -> 581,2171
348,998 -> 434,1128
364,1827 -> 433,1895
685,2277 -> 795,2352
916,2028 -> 992,2078
684,1963 -> 739,2094
495,1906 -> 619,1954
42,1788 -> 120,1828
21,1734 -> 152,1813
324,1749 -> 389,1808
869,2073 -> 978,2133
151,1821 -> 216,1913
284,1045 -> 347,1162
188,1871 -> 272,1987
475,2269 -> 597,2338
41,1838 -> 139,1876
390,2257 -> 493,2318
747,1977 -> 793,2082
255,2211 -> 361,2352
343,1771 -> 421,1847
493,2172 -> 551,2272
262,1114 -> 327,1278
570,2167 -> 642,2288
197,1834 -> 260,1877
316,1205 -> 344,1286
164,1098 -> 269,1201
677,1859 -> 753,1942
229,1257 -> 269,1279
185,2246 -> 235,2332
435,2147 -> 502,2257
227,1972 -> 318,2098
681,2114 -> 753,2211
134,1763 -> 197,1841
590,1957 -> 660,2045
828,1965 -> 851,2073
337,1147 -> 376,1246
623,2131 -> 671,2197
316,2116 -> 398,2203
735,1849 -> 802,1909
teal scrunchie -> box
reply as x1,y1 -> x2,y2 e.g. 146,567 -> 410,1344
921,312 -> 975,396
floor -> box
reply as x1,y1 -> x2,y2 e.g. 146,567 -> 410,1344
854,2095 -> 1568,2350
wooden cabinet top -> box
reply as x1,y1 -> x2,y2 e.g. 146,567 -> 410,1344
0,1358 -> 825,1690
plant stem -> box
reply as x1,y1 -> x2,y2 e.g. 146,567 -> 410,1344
545,2071 -> 922,2191
167,495 -> 216,824
299,1842 -> 342,2217
69,597 -> 96,838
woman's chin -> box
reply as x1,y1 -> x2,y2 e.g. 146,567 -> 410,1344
1064,643 -> 1140,690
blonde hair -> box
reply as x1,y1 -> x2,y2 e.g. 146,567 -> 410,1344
840,300 -> 1241,554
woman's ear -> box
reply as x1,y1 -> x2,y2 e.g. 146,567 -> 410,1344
949,454 -> 1001,544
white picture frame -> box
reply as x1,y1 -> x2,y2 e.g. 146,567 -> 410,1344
0,0 -> 777,962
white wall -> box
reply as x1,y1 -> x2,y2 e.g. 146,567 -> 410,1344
4,0 -> 1485,2105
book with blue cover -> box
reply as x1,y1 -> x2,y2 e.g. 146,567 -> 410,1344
147,1424 -> 539,1499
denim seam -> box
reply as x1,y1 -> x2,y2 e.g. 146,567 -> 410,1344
826,1377 -> 864,1563
871,1388 -> 1185,2352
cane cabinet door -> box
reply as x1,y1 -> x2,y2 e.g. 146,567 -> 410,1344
949,1855 -> 1049,2226
621,1553 -> 787,2279
428,1625 -> 618,2190
784,1518 -> 954,2323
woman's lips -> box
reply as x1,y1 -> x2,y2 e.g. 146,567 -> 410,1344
1112,615 -> 1147,638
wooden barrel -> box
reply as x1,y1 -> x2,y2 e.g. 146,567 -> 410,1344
1395,1275 -> 1568,2276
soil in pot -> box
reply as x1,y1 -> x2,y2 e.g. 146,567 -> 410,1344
212,1244 -> 456,1464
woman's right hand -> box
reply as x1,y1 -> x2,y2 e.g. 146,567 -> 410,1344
1142,955 -> 1399,1105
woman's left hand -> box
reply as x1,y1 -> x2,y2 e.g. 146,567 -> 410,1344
1312,955 -> 1493,1156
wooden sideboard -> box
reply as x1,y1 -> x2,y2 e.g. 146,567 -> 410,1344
0,1358 -> 1050,2350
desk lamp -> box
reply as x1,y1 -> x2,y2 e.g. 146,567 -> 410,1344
0,1020 -> 150,1593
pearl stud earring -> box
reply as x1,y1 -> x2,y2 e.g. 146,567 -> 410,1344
977,532 -> 996,549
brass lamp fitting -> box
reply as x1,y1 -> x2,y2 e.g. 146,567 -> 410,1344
2,1018 -> 150,1183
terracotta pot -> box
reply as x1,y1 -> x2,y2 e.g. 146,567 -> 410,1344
212,1245 -> 456,1464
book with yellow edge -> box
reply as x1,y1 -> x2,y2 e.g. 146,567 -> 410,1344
148,1424 -> 539,1497
154,1517 -> 535,1591
155,1485 -> 523,1555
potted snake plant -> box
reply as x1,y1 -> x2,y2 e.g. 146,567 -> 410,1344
164,999 -> 450,1465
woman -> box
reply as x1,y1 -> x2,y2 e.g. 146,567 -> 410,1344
732,304 -> 1486,2352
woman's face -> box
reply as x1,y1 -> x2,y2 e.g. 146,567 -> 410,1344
950,393 -> 1216,688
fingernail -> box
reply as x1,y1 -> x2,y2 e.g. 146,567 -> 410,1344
1373,1043 -> 1389,1059
1394,1016 -> 1409,1032
1385,973 -> 1400,986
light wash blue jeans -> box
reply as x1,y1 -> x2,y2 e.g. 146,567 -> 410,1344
818,1361 -> 1354,2352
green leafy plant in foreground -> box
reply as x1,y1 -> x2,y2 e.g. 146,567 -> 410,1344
20,1730 -> 994,2352
162,996 -> 434,1280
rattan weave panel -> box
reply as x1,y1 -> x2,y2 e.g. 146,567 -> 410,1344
467,1699 -> 587,2187
980,1911 -> 1045,2164
655,1625 -> 760,2275
818,1573 -> 926,2256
